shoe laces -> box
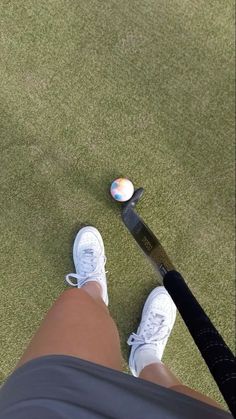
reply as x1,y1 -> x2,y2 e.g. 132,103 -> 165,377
127,312 -> 170,346
65,248 -> 107,287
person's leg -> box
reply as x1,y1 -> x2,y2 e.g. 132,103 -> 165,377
139,363 -> 221,409
17,283 -> 123,370
17,226 -> 123,371
128,287 -> 222,410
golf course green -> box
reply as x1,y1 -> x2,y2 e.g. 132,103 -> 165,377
0,0 -> 235,410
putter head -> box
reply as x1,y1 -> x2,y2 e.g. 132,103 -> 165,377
122,188 -> 144,214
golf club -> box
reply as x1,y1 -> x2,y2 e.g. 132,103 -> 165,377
121,188 -> 236,417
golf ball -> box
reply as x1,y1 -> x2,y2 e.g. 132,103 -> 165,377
110,178 -> 134,202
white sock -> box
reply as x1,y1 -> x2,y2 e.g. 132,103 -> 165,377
134,345 -> 162,377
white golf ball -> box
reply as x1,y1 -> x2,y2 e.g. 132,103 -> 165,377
110,178 -> 134,202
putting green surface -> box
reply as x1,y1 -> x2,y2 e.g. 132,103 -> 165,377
0,0 -> 235,410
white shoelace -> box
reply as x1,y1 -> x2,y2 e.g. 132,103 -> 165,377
66,248 -> 107,287
127,312 -> 170,346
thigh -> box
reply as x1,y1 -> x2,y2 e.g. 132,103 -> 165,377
171,385 -> 221,409
17,288 -> 123,371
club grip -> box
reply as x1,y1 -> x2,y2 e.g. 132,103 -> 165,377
163,270 -> 236,417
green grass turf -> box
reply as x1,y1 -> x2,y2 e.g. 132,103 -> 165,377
0,0 -> 235,410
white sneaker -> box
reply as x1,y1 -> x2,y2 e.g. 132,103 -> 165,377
65,226 -> 108,305
127,286 -> 176,376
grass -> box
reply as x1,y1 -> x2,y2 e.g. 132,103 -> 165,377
0,0 -> 235,410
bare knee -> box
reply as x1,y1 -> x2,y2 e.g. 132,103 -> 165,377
57,288 -> 108,312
